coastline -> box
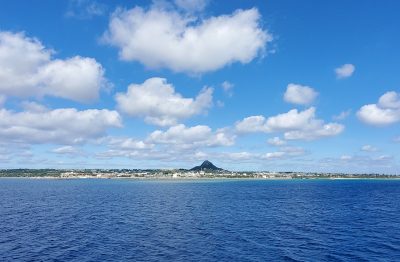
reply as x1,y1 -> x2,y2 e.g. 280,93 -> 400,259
1,176 -> 399,181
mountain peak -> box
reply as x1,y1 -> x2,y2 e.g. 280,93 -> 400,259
201,160 -> 212,166
190,160 -> 223,171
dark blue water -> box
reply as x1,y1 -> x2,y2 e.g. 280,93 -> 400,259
1,179 -> 400,261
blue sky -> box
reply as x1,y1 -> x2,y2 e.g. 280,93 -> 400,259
0,0 -> 399,173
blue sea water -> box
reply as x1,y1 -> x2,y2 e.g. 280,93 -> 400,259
0,179 -> 400,261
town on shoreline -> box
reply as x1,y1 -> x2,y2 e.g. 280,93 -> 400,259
1,161 -> 398,179
0,169 -> 398,180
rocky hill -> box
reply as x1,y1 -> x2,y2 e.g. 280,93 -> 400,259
190,160 -> 223,172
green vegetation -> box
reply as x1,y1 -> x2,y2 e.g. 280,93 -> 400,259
0,169 -> 398,179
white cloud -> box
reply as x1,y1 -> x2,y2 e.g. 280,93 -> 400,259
174,0 -> 208,12
38,56 -> 106,102
283,83 -> 318,105
116,77 -> 213,126
0,148 -> 11,162
96,136 -> 307,165
357,91 -> 400,126
0,95 -> 5,107
378,91 -> 400,109
213,146 -> 305,163
66,0 -> 107,19
339,154 -> 392,164
103,6 -> 271,73
20,101 -> 48,113
225,152 -> 253,161
333,110 -> 351,121
235,115 -> 267,133
95,136 -> 154,159
106,137 -> 154,150
0,107 -> 122,145
235,107 -> 344,140
284,123 -> 344,140
335,64 -> 355,79
216,100 -> 225,107
0,144 -> 33,163
319,154 -> 398,174
210,147 -> 306,163
267,136 -> 286,146
0,31 -> 106,102
280,146 -> 306,156
374,155 -> 392,161
221,81 -> 234,96
52,146 -> 82,155
96,125 -> 235,162
266,107 -> 318,131
361,145 -> 377,152
262,151 -> 285,159
260,147 -> 305,160
148,124 -> 235,148
340,155 -> 352,161
357,104 -> 400,125
194,151 -> 208,160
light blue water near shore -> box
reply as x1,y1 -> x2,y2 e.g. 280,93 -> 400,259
1,179 -> 400,261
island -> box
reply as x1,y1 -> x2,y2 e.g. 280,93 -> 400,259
0,161 -> 398,179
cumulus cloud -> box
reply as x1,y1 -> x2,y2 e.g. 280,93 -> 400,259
266,107 -> 319,131
148,124 -> 235,148
201,146 -> 306,163
96,125 -> 235,161
96,134 -> 307,165
378,91 -> 400,109
116,77 -> 213,126
0,31 -> 106,102
235,107 -> 344,140
106,137 -> 154,150
283,123 -> 344,140
361,145 -> 377,152
0,107 -> 122,145
357,91 -> 400,126
283,83 -> 318,105
235,115 -> 268,133
103,5 -> 271,73
335,63 -> 355,79
267,136 -> 286,146
357,105 -> 400,126
333,110 -> 351,121
94,136 -> 155,159
20,101 -> 48,112
224,152 -> 254,161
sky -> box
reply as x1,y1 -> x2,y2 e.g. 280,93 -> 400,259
0,0 -> 399,173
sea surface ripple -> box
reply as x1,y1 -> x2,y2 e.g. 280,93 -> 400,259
0,179 -> 399,261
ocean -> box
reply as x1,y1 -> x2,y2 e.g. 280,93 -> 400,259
0,178 -> 399,261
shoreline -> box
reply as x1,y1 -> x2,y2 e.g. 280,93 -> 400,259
1,176 -> 400,181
